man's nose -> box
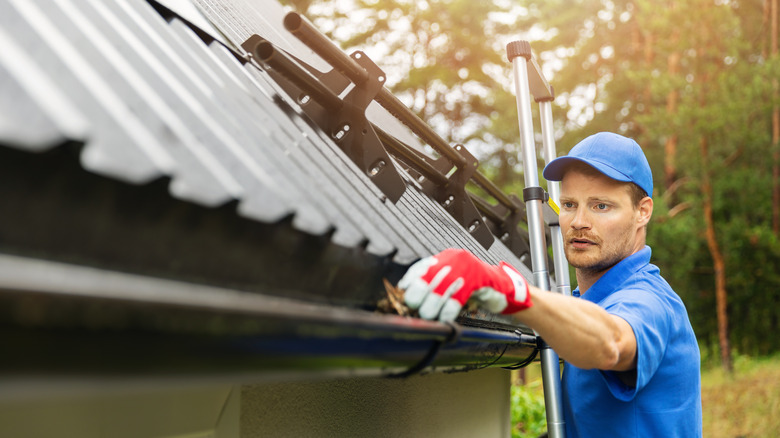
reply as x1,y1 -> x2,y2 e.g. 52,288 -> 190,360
569,207 -> 590,230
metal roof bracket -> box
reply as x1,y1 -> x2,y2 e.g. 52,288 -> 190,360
419,144 -> 495,249
317,50 -> 407,204
241,35 -> 406,203
474,193 -> 532,261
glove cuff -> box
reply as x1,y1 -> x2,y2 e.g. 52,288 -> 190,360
497,262 -> 533,314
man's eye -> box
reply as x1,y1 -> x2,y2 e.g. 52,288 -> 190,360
596,203 -> 608,210
563,202 -> 574,208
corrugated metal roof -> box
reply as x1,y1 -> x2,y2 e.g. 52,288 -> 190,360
0,0 -> 546,381
0,0 -> 531,273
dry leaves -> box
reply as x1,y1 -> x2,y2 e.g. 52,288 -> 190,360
376,278 -> 416,317
376,279 -> 480,318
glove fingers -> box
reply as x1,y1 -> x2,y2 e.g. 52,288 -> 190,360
438,298 -> 463,322
398,256 -> 438,290
414,266 -> 453,314
405,263 -> 452,310
399,256 -> 438,309
419,276 -> 464,320
403,278 -> 432,309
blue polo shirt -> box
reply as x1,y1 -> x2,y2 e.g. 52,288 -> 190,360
562,246 -> 702,437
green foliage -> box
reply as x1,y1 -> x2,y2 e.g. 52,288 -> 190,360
510,380 -> 547,438
650,158 -> 780,355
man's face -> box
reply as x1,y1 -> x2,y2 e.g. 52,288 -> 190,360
558,167 -> 648,274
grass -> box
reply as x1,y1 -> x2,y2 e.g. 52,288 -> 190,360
701,354 -> 780,438
511,354 -> 780,438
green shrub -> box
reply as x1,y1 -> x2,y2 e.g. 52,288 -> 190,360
510,380 -> 547,438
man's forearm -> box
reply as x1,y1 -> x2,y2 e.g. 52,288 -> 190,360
510,287 -> 636,371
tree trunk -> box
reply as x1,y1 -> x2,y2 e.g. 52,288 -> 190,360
631,17 -> 653,136
664,45 -> 680,190
700,136 -> 733,373
664,2 -> 680,192
771,0 -> 779,235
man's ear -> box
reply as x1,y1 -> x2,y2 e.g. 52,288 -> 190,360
637,197 -> 653,227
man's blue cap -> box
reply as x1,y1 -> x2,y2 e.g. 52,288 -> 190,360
542,132 -> 653,198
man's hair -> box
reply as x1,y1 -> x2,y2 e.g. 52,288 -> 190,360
564,161 -> 648,208
627,182 -> 649,208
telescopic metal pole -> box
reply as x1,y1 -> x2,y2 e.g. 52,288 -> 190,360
539,96 -> 572,298
507,40 -> 566,438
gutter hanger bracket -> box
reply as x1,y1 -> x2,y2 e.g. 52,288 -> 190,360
388,321 -> 462,378
503,330 -> 540,369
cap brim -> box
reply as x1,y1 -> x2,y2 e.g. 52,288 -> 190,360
542,156 -> 632,183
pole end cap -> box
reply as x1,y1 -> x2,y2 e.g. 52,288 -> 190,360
506,41 -> 532,62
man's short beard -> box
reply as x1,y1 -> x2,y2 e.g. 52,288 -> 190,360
564,234 -> 620,274
565,223 -> 636,276
569,254 -> 623,275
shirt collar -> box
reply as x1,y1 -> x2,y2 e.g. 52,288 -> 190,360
572,245 -> 652,303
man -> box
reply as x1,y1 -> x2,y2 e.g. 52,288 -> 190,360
399,132 -> 702,437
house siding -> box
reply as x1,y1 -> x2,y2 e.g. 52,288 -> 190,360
0,370 -> 511,438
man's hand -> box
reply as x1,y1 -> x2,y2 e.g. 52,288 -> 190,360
398,248 -> 532,321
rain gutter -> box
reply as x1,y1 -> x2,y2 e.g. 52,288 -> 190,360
0,253 -> 537,383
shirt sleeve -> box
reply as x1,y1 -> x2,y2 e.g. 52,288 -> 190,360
599,288 -> 671,401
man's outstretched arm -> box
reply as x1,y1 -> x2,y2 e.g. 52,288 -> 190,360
516,287 -> 637,371
399,249 -> 636,372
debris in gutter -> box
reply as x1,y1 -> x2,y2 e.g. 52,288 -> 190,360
376,279 -> 481,318
377,278 -> 416,316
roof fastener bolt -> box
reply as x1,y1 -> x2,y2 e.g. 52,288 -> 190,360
333,124 -> 350,140
369,159 -> 386,177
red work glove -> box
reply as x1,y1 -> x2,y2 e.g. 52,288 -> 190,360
398,248 -> 532,322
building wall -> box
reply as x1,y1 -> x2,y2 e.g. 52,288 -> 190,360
242,368 -> 512,438
0,384 -> 239,438
0,369 -> 511,438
